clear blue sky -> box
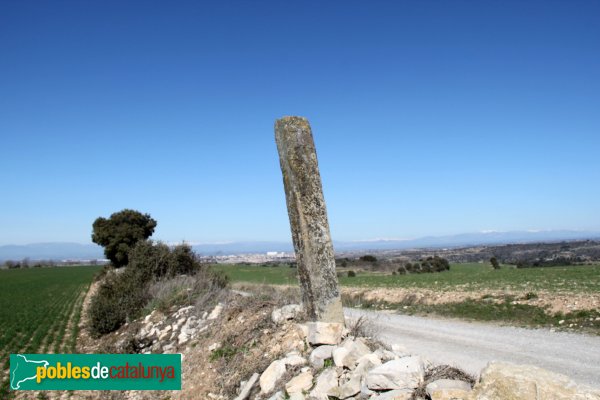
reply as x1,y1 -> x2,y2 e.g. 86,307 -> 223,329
1,0 -> 599,245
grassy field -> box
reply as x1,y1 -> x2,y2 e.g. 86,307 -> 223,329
214,262 -> 600,292
215,263 -> 600,333
0,266 -> 100,397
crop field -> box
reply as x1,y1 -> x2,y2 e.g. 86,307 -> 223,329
214,262 -> 600,292
216,263 -> 600,333
0,266 -> 100,397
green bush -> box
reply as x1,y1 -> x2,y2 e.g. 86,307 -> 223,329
88,271 -> 150,336
347,270 -> 356,278
89,240 -> 225,336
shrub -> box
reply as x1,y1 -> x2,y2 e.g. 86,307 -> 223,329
347,270 -> 356,278
490,257 -> 500,270
359,255 -> 377,262
88,271 -> 150,336
89,240 -> 226,336
524,292 -> 538,300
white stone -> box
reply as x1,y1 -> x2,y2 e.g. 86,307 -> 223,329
285,371 -> 313,394
159,329 -> 171,341
307,322 -> 344,345
426,379 -> 471,400
177,332 -> 189,345
162,343 -> 175,353
334,338 -> 371,368
353,353 -> 381,379
309,368 -> 339,400
366,356 -> 424,390
283,354 -> 307,367
267,391 -> 285,400
332,347 -> 350,367
471,361 -> 600,400
233,372 -> 259,400
272,304 -> 303,324
297,323 -> 309,339
260,360 -> 287,394
375,389 -> 413,399
374,348 -> 398,362
208,342 -> 221,351
309,345 -> 335,369
330,375 -> 360,399
208,303 -> 224,320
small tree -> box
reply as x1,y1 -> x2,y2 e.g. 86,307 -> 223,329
490,256 -> 500,270
92,209 -> 157,268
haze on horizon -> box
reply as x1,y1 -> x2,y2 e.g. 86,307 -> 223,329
1,1 -> 599,246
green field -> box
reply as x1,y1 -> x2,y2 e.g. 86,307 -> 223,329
215,263 -> 600,333
0,266 -> 100,397
214,263 -> 600,293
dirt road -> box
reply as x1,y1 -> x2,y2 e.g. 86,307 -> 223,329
345,308 -> 600,389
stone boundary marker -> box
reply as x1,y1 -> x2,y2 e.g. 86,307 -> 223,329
274,116 -> 344,324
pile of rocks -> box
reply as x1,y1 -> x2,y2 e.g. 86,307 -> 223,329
234,304 -> 471,400
114,302 -> 224,355
235,304 -> 600,400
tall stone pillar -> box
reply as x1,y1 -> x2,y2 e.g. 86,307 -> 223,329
275,116 -> 344,324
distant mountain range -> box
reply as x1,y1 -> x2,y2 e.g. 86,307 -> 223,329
1,230 -> 599,261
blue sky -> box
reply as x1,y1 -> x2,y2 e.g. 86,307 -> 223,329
1,0 -> 599,245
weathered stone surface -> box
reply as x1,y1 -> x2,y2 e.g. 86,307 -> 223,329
309,345 -> 335,368
469,362 -> 600,400
353,353 -> 382,379
283,353 -> 307,367
233,372 -> 259,400
267,391 -> 286,400
259,360 -> 287,394
366,356 -> 424,390
275,116 -> 344,323
426,379 -> 471,400
310,368 -> 339,400
207,303 -> 224,320
289,393 -> 306,400
272,304 -> 304,324
335,338 -> 371,368
332,347 -> 350,367
374,348 -> 398,362
307,322 -> 344,345
285,371 -> 314,394
375,389 -> 414,400
330,375 -> 361,399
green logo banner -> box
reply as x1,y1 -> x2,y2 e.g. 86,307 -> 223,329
10,354 -> 181,390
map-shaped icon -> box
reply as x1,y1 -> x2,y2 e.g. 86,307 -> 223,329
11,354 -> 49,390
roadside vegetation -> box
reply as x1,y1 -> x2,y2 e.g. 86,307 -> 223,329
0,265 -> 100,398
342,293 -> 600,335
88,209 -> 229,337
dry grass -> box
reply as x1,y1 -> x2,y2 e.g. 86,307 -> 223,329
146,269 -> 228,317
411,364 -> 476,399
234,283 -> 302,307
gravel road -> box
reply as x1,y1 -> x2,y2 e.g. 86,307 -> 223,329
345,308 -> 600,389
